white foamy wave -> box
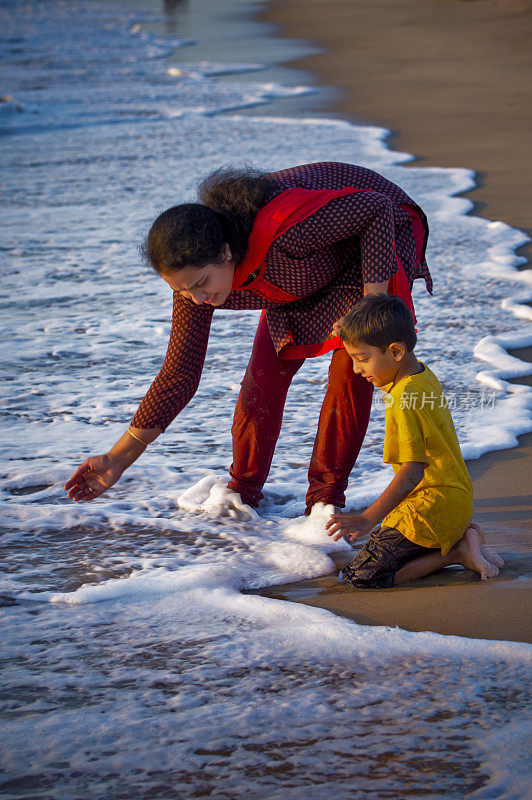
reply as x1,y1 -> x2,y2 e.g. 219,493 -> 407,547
468,718 -> 532,800
450,329 -> 532,457
283,502 -> 353,551
475,330 -> 532,385
19,563 -> 532,665
168,61 -> 267,78
176,474 -> 261,520
19,541 -> 335,603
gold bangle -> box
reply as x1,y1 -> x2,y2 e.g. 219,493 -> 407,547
127,428 -> 148,447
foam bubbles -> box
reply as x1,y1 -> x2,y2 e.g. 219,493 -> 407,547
284,501 -> 353,551
177,474 -> 261,520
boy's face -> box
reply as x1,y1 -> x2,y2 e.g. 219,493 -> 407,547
344,340 -> 405,388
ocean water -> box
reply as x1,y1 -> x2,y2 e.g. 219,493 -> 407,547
1,0 -> 532,797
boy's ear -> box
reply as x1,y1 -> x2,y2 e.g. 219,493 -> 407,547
389,341 -> 407,361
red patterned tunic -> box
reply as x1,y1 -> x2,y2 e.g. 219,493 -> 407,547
132,162 -> 432,431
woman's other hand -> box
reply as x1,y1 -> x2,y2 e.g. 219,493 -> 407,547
332,316 -> 345,336
64,455 -> 125,502
333,283 -> 389,335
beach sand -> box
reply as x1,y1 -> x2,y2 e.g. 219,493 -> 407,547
255,0 -> 532,643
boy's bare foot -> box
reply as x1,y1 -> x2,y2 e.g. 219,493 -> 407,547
469,521 -> 506,568
449,527 -> 500,580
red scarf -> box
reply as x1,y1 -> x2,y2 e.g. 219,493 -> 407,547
232,187 -> 422,357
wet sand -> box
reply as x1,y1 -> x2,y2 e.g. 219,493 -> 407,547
258,0 -> 532,642
263,0 -> 532,241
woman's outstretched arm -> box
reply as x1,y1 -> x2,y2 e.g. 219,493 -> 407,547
131,290 -> 214,431
65,291 -> 214,501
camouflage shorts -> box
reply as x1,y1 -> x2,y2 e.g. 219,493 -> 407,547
341,526 -> 436,589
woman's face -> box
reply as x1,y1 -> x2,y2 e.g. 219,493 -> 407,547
161,258 -> 236,307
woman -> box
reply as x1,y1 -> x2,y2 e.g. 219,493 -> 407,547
65,161 -> 432,514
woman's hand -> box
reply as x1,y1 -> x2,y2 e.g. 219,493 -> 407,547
64,454 -> 125,502
332,316 -> 345,336
332,282 -> 389,334
325,513 -> 374,542
64,427 -> 160,503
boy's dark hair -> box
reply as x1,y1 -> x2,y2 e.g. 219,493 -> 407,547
339,293 -> 417,352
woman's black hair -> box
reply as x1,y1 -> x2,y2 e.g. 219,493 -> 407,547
340,293 -> 417,352
142,166 -> 278,274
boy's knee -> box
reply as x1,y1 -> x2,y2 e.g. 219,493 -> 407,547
341,542 -> 396,589
340,526 -> 424,589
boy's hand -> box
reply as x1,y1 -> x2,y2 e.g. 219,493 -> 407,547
325,513 -> 374,542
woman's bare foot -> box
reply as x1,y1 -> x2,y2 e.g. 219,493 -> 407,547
469,521 -> 506,568
449,527 -> 500,580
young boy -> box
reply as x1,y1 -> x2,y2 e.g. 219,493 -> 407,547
325,293 -> 504,588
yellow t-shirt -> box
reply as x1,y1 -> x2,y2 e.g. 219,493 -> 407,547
381,363 -> 473,555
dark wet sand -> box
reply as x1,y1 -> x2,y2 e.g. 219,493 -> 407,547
263,0 -> 532,245
257,0 -> 532,642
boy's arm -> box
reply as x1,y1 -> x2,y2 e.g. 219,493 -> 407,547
325,462 -> 425,541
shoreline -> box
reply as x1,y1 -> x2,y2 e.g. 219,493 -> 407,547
257,0 -> 532,642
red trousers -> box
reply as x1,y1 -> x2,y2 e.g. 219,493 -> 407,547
227,315 -> 374,514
